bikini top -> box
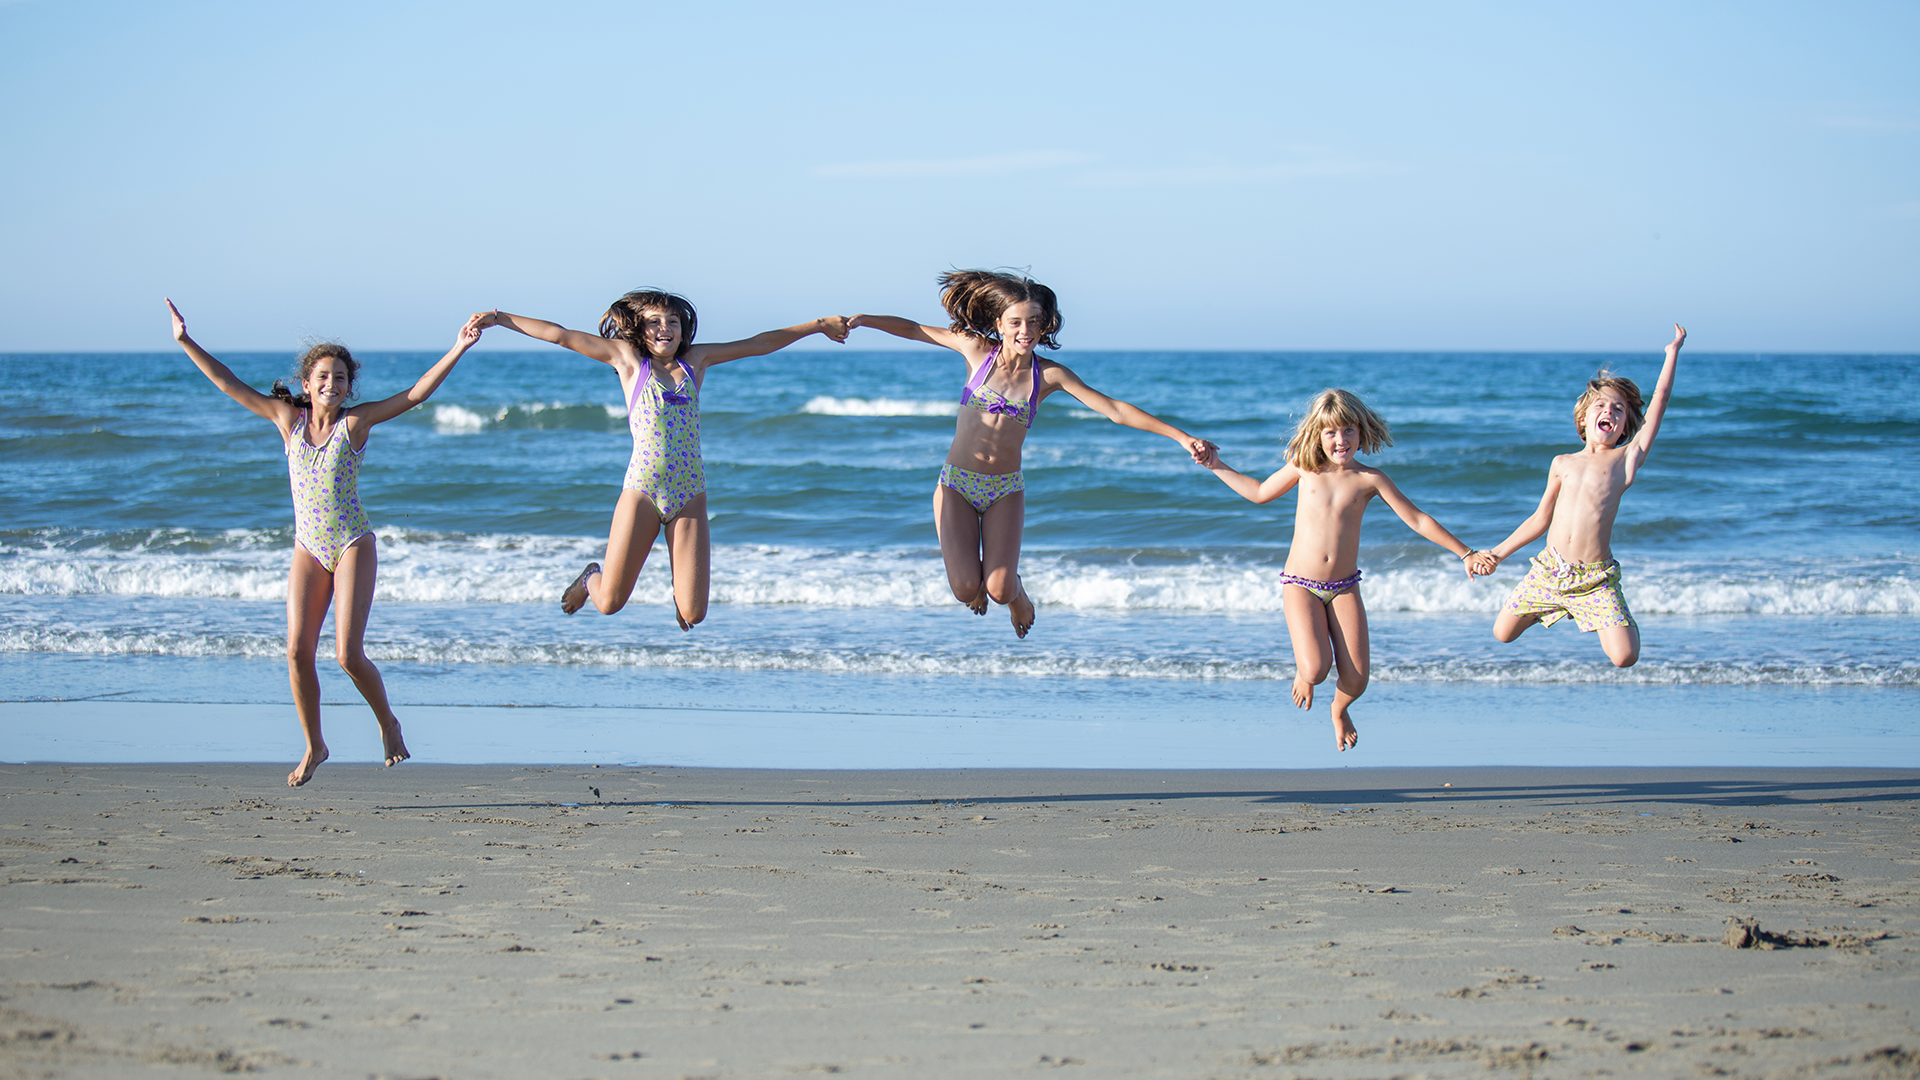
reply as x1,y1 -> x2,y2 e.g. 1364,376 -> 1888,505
959,346 -> 1042,428
628,358 -> 698,414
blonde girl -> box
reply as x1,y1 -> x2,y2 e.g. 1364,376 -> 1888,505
167,299 -> 483,787
1201,389 -> 1480,750
850,270 -> 1211,638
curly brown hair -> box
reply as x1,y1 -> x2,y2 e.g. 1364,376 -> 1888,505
270,342 -> 359,406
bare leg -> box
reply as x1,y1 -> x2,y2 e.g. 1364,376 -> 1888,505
331,535 -> 408,767
1597,623 -> 1640,668
284,546 -> 334,787
933,483 -> 987,615
1281,584 -> 1333,714
584,490 -> 663,616
1492,609 -> 1540,643
979,491 -> 1032,638
664,493 -> 711,631
1324,588 -> 1371,752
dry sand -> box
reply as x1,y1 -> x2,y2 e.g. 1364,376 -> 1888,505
1,763 -> 1915,1079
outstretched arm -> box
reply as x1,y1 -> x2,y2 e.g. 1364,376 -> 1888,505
353,317 -> 485,427
1371,472 -> 1476,575
846,314 -> 978,354
1627,323 -> 1685,470
1479,465 -> 1562,573
1047,363 -> 1211,460
1206,457 -> 1301,505
689,316 -> 851,368
472,310 -> 622,366
166,298 -> 296,427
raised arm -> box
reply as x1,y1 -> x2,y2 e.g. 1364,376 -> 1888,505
847,314 -> 978,354
166,298 -> 296,426
1046,363 -> 1210,458
1626,323 -> 1685,472
688,316 -> 850,369
1371,471 -> 1476,573
1480,464 -> 1563,573
352,317 -> 485,427
472,310 -> 623,366
1205,456 -> 1301,505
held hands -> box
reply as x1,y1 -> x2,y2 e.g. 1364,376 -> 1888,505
455,314 -> 486,347
1465,550 -> 1502,577
1188,438 -> 1219,467
817,315 -> 851,343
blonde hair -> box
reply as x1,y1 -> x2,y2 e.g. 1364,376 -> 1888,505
1287,388 -> 1392,472
1573,371 -> 1645,445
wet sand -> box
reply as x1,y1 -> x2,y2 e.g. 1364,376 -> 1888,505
1,764 -> 1915,1078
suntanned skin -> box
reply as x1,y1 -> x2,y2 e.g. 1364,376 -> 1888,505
1471,324 -> 1687,668
167,298 -> 483,787
473,307 -> 849,630
849,302 -> 1212,638
1204,423 -> 1478,751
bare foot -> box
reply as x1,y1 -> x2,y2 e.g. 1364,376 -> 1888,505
287,744 -> 329,788
1332,708 -> 1359,752
561,562 -> 600,615
964,584 -> 989,616
1291,677 -> 1315,712
1009,576 -> 1035,639
380,721 -> 410,768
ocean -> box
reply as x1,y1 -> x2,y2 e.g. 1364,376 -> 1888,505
2,347 -> 1915,768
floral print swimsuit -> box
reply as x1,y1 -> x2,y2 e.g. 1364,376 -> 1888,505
623,358 -> 705,521
286,409 -> 373,572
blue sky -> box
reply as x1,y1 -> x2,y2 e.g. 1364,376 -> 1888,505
1,1 -> 1914,352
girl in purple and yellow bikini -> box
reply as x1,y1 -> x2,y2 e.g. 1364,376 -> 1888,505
850,270 -> 1212,638
166,299 -> 484,788
1198,389 -> 1483,751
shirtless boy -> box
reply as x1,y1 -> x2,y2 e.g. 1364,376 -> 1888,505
1471,325 -> 1686,667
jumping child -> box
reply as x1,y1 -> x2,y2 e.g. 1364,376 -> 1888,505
1470,325 -> 1687,667
1200,389 -> 1479,750
473,295 -> 848,628
166,298 -> 483,787
850,270 -> 1211,638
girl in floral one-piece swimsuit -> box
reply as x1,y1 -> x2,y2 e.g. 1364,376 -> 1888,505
167,298 -> 483,788
475,292 -> 848,630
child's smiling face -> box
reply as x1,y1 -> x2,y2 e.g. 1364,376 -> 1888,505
302,357 -> 353,410
639,308 -> 684,360
995,301 -> 1046,353
1584,388 -> 1630,447
1320,422 -> 1360,464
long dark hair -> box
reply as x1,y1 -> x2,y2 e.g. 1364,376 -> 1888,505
270,342 -> 359,406
938,269 -> 1062,349
600,289 -> 698,358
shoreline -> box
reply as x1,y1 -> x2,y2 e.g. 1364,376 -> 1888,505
2,764 -> 1914,1077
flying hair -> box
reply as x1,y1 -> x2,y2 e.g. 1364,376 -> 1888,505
1574,371 -> 1646,445
270,341 -> 359,406
937,269 -> 1062,349
600,289 -> 698,358
1287,388 -> 1392,472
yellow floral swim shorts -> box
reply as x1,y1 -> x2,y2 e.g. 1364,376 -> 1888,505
1502,547 -> 1636,632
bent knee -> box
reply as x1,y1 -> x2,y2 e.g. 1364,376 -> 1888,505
1338,674 -> 1369,697
983,570 -> 1019,604
593,595 -> 627,616
1609,651 -> 1639,668
679,604 -> 708,627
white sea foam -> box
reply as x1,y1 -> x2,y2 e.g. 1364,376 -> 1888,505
801,396 -> 957,417
1,625 -> 1909,685
431,402 -> 625,432
2,532 -> 1916,616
